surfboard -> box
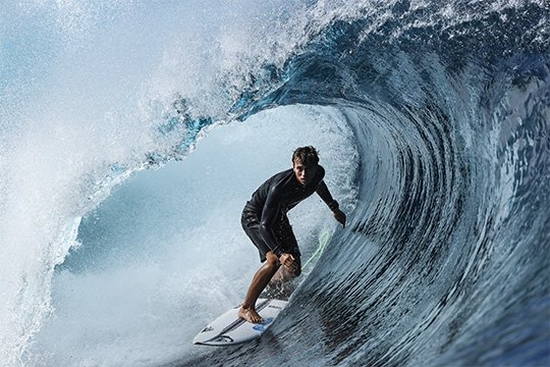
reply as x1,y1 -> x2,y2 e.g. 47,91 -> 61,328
193,298 -> 287,346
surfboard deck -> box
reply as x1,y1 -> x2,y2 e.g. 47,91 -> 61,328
193,298 -> 287,346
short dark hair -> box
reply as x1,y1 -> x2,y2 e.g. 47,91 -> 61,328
292,146 -> 319,166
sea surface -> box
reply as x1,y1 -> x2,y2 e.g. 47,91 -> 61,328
0,1 -> 548,366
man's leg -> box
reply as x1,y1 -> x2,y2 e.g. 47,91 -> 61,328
271,255 -> 301,283
271,215 -> 301,284
238,251 -> 280,323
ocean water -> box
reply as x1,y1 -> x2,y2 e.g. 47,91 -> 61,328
1,1 -> 548,366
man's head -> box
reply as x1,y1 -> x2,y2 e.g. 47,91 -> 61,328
292,146 -> 319,186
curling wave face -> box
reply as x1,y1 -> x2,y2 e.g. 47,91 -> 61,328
176,1 -> 550,366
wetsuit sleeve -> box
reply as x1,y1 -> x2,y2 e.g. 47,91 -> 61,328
316,180 -> 340,211
259,187 -> 284,257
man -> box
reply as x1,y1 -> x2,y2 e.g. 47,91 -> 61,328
239,146 -> 346,323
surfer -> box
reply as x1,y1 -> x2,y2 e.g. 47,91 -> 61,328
238,146 -> 346,323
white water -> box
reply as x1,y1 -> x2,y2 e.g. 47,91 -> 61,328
0,2 -> 310,364
21,104 -> 358,366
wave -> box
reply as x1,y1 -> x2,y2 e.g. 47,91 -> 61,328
1,1 -> 548,366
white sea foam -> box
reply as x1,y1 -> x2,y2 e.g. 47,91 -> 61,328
23,104 -> 358,366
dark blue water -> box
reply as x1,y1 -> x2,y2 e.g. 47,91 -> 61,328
172,2 -> 550,366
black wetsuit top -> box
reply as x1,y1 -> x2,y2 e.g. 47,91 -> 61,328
242,165 -> 338,257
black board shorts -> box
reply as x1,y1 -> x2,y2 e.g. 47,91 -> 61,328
241,208 -> 301,263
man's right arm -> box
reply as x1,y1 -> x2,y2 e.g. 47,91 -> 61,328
258,187 -> 284,257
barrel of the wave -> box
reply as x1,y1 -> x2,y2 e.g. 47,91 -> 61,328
193,230 -> 331,345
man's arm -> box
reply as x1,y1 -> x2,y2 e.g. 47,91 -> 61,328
316,180 -> 338,210
258,188 -> 284,257
316,180 -> 346,227
259,200 -> 298,272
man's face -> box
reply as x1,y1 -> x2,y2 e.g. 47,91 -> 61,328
293,159 -> 318,186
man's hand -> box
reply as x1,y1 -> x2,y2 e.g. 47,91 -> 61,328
333,209 -> 346,228
279,253 -> 298,273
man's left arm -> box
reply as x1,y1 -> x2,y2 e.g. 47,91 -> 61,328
316,180 -> 346,228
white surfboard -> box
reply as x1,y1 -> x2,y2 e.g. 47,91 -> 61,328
193,299 -> 287,346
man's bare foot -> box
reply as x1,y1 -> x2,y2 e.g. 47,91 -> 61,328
238,306 -> 264,324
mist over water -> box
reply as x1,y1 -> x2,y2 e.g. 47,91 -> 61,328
1,1 -> 307,364
1,1 -> 548,366
21,105 -> 358,366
